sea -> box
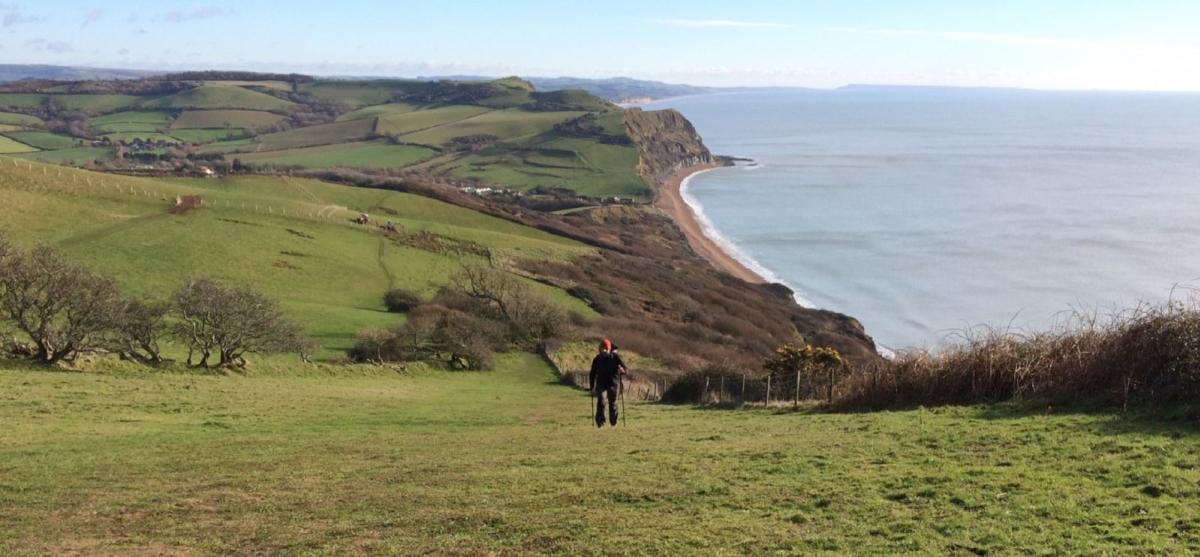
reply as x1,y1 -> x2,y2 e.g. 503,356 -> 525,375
644,87 -> 1200,352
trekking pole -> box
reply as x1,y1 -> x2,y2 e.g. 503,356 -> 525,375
620,375 -> 627,427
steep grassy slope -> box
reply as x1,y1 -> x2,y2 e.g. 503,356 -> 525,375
0,157 -> 593,354
234,140 -> 436,169
0,111 -> 43,127
2,357 -> 1196,555
171,109 -> 285,129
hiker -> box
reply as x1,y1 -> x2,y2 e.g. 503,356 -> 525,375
589,338 -> 627,427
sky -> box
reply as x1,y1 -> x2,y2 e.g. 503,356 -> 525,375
4,0 -> 1200,91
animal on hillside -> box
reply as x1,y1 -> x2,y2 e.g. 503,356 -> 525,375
353,213 -> 370,225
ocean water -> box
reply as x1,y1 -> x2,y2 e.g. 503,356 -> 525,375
645,88 -> 1200,351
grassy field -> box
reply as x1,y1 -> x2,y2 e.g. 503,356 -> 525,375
172,109 -> 286,129
1,354 -> 1196,555
298,80 -> 413,107
13,146 -> 112,164
90,111 -> 173,134
100,132 -> 181,144
0,135 -> 37,154
236,140 -> 436,169
0,111 -> 43,127
170,128 -> 250,144
254,118 -> 377,151
143,85 -> 294,112
2,131 -> 81,150
374,106 -> 493,136
397,108 -> 584,147
336,102 -> 420,122
0,157 -> 592,355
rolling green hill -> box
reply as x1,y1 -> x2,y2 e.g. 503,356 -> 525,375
0,156 -> 594,356
0,76 -> 690,200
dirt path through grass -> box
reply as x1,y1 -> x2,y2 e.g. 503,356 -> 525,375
1,356 -> 1198,555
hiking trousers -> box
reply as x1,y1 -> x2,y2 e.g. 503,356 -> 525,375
595,384 -> 618,427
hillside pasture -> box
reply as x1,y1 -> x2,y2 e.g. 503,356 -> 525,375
0,92 -> 142,112
298,80 -> 413,107
12,147 -> 113,164
254,118 -> 377,150
142,85 -> 295,112
374,105 -> 493,136
172,109 -> 286,129
0,158 -> 591,352
2,356 -> 1197,555
236,140 -> 436,169
440,137 -> 648,198
170,128 -> 250,144
0,136 -> 37,154
89,111 -> 173,134
336,102 -> 421,122
0,112 -> 43,127
397,108 -> 584,147
2,131 -> 81,150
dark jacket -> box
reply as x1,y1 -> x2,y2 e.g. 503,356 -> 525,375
589,352 -> 625,391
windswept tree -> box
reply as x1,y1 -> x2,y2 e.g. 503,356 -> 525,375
109,299 -> 171,365
451,264 -> 566,347
173,278 -> 308,369
0,243 -> 124,364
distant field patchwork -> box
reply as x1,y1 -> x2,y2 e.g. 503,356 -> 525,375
172,109 -> 286,129
236,140 -> 436,169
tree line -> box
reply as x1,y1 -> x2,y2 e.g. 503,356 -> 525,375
0,235 -> 309,368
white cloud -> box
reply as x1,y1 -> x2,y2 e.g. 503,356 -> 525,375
2,3 -> 43,27
161,5 -> 230,24
24,38 -> 72,54
652,19 -> 788,29
82,8 -> 102,27
827,27 -> 1196,53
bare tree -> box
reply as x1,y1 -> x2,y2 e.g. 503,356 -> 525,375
450,264 -> 566,347
0,244 -> 124,364
110,299 -> 171,365
173,278 -> 307,368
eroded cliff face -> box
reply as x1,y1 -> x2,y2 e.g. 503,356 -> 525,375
624,108 -> 716,187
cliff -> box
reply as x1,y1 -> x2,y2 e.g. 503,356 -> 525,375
623,108 -> 716,188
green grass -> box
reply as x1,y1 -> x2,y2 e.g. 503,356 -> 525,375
170,128 -> 249,144
298,80 -> 415,107
143,85 -> 294,112
0,94 -> 141,113
1,354 -> 1197,555
336,102 -> 421,122
0,111 -> 43,127
254,118 -> 377,150
0,136 -> 37,154
0,159 -> 592,354
442,138 -> 648,198
236,140 -> 436,169
13,147 -> 112,164
397,108 -> 584,147
374,105 -> 493,136
172,109 -> 286,129
0,93 -> 49,109
2,131 -> 81,150
90,110 -> 173,126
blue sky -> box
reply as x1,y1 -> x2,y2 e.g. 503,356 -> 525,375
4,1 -> 1200,90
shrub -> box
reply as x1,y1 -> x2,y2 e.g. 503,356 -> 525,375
832,302 -> 1200,410
449,264 -> 567,348
0,243 -> 124,364
383,289 -> 422,313
173,278 -> 307,369
110,299 -> 171,365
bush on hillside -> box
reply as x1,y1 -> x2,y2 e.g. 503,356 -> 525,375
383,289 -> 423,313
109,299 -> 172,365
0,241 -> 125,364
174,278 -> 309,369
833,302 -> 1200,410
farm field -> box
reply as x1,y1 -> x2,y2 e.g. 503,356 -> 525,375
0,157 -> 592,354
13,146 -> 112,164
253,118 -> 377,151
169,128 -> 249,144
171,109 -> 285,129
1,355 -> 1197,555
235,140 -> 436,169
397,108 -> 584,147
336,102 -> 420,121
374,105 -> 493,136
99,132 -> 180,144
143,84 -> 294,111
0,135 -> 37,154
2,131 -> 80,150
0,111 -> 42,127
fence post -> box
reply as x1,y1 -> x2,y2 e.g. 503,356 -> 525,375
703,376 -> 710,404
741,374 -> 746,404
719,376 -> 724,405
765,375 -> 771,407
795,369 -> 801,408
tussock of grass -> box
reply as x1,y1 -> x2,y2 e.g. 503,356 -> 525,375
835,301 -> 1200,410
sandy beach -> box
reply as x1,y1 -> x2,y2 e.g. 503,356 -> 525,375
657,164 -> 767,284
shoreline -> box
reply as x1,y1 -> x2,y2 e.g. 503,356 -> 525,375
656,164 -> 769,285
